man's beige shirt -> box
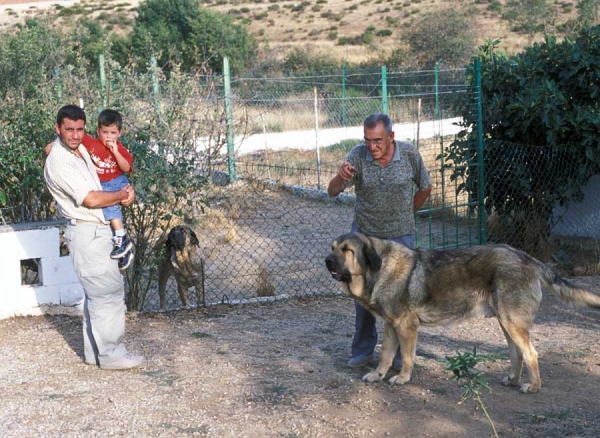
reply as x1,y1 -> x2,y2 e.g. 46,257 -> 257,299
44,137 -> 108,224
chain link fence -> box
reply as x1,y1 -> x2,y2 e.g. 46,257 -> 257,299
4,58 -> 599,312
149,67 -> 483,312
482,139 -> 600,275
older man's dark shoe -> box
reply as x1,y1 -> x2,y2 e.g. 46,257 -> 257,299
347,354 -> 402,370
347,354 -> 375,368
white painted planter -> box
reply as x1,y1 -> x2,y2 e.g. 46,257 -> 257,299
0,220 -> 83,319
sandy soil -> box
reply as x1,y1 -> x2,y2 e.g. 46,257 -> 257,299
2,282 -> 600,437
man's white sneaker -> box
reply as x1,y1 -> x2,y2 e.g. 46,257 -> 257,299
100,353 -> 145,370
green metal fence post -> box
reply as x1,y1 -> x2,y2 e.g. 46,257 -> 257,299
223,57 -> 236,183
99,54 -> 107,110
474,58 -> 487,245
381,65 -> 388,114
342,62 -> 347,127
434,59 -> 442,119
150,56 -> 160,114
54,66 -> 62,104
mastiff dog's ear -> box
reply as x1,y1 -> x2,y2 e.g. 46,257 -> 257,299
189,228 -> 200,247
363,236 -> 382,273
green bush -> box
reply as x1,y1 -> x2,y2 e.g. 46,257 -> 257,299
487,0 -> 501,13
403,7 -> 477,68
127,0 -> 257,74
362,29 -> 374,44
448,28 -> 600,255
291,1 -> 311,12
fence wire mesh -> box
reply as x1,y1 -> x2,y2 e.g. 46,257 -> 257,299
4,61 -> 599,312
482,139 -> 600,275
147,68 -> 482,312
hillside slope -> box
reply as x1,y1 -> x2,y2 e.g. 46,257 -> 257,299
0,0 -> 581,63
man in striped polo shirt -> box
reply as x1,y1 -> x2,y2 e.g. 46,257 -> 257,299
44,105 -> 144,371
328,113 -> 432,370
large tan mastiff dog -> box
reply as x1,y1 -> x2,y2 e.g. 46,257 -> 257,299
325,232 -> 600,393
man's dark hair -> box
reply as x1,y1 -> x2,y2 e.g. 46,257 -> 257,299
56,105 -> 86,126
364,113 -> 393,133
97,109 -> 123,130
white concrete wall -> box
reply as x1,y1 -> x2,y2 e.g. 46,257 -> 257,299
553,174 -> 600,239
0,222 -> 83,319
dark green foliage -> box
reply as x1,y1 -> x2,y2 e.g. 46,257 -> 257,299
0,19 -> 65,97
487,0 -> 502,13
444,348 -> 491,402
291,1 -> 311,12
127,0 -> 257,73
376,29 -> 393,37
281,47 -> 340,75
0,19 -> 70,223
577,0 -> 600,28
402,8 -> 477,68
362,28 -> 375,44
448,27 -> 600,253
502,0 -> 552,43
75,19 -> 109,72
0,104 -> 55,223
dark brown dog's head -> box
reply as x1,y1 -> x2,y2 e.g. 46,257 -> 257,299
166,225 -> 200,253
325,232 -> 382,283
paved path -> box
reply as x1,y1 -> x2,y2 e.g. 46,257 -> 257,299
233,117 -> 462,155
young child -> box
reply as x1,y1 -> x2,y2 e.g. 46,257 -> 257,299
46,109 -> 135,270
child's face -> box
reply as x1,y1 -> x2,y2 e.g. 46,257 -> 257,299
97,124 -> 122,146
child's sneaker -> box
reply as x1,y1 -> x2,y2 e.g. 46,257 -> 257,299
110,234 -> 133,259
118,250 -> 134,271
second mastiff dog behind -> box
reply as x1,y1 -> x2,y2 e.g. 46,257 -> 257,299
158,225 -> 206,310
325,232 -> 600,393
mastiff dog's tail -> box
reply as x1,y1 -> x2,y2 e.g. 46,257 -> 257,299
535,260 -> 600,310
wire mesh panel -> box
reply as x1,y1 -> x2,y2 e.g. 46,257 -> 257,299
143,68 -> 483,311
9,58 -> 599,314
415,135 -> 483,250
482,139 -> 600,271
144,180 -> 353,311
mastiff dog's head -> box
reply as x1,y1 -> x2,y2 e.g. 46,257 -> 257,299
325,232 -> 382,283
166,225 -> 200,253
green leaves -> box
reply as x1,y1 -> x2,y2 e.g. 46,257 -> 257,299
448,25 -> 600,255
128,0 -> 257,74
444,348 -> 491,402
444,348 -> 499,438
402,8 -> 478,68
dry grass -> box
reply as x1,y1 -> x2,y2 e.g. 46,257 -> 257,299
241,104 -> 328,134
256,264 -> 276,297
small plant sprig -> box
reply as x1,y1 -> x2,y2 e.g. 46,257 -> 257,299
444,347 -> 498,438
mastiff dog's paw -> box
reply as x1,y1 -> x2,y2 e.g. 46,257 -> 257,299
362,371 -> 385,383
388,373 -> 410,385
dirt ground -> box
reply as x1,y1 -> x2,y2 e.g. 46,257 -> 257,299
2,277 -> 600,438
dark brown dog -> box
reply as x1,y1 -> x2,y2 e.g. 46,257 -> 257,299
325,232 -> 600,393
158,225 -> 205,310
